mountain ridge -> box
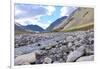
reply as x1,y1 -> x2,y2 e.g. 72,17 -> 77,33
23,24 -> 45,32
52,8 -> 94,32
46,16 -> 68,31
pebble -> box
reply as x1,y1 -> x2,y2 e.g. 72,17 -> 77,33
68,42 -> 73,48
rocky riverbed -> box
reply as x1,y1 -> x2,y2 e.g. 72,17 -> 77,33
14,29 -> 94,65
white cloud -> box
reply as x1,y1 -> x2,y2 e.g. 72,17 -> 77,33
60,7 -> 77,17
60,7 -> 69,16
15,16 -> 50,29
15,9 -> 22,15
44,6 -> 56,16
15,8 -> 23,16
15,4 -> 56,29
15,6 -> 27,16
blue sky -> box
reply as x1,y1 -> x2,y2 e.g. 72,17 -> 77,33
15,3 -> 77,29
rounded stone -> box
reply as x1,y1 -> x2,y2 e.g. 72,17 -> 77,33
68,42 -> 73,48
44,57 -> 52,64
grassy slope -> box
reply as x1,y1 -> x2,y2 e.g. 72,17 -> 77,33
61,23 -> 94,32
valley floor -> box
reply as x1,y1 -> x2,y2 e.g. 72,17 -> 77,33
14,29 -> 94,65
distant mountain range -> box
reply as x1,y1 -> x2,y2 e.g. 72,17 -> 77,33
15,23 -> 45,34
15,7 -> 94,34
22,25 -> 45,32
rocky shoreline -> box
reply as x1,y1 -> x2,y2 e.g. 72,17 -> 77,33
14,29 -> 94,65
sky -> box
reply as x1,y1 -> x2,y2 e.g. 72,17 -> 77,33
15,3 -> 77,29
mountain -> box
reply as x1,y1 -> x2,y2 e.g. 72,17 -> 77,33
46,16 -> 67,31
15,23 -> 33,34
23,25 -> 45,32
15,23 -> 26,32
52,8 -> 94,32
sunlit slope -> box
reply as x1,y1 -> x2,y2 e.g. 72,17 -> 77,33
53,8 -> 94,32
62,23 -> 94,32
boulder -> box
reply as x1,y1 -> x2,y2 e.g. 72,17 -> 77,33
66,46 -> 85,62
76,55 -> 94,62
14,52 -> 36,65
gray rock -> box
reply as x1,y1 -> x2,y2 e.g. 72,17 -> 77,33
15,46 -> 35,57
59,45 -> 67,51
66,36 -> 74,42
45,46 -> 52,50
54,54 -> 60,58
43,57 -> 52,64
74,40 -> 81,46
50,48 -> 56,54
14,52 -> 36,65
14,29 -> 94,64
63,55 -> 68,60
59,59 -> 64,63
55,48 -> 62,54
66,46 -> 85,62
85,48 -> 94,55
41,50 -> 47,54
68,42 -> 73,48
76,55 -> 94,62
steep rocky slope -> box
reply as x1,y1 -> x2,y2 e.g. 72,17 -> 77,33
52,8 -> 94,32
46,16 -> 67,31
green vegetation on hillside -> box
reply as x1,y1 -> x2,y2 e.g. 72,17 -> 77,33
62,23 -> 94,32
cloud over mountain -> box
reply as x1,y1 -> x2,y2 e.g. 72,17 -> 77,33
15,4 -> 77,29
